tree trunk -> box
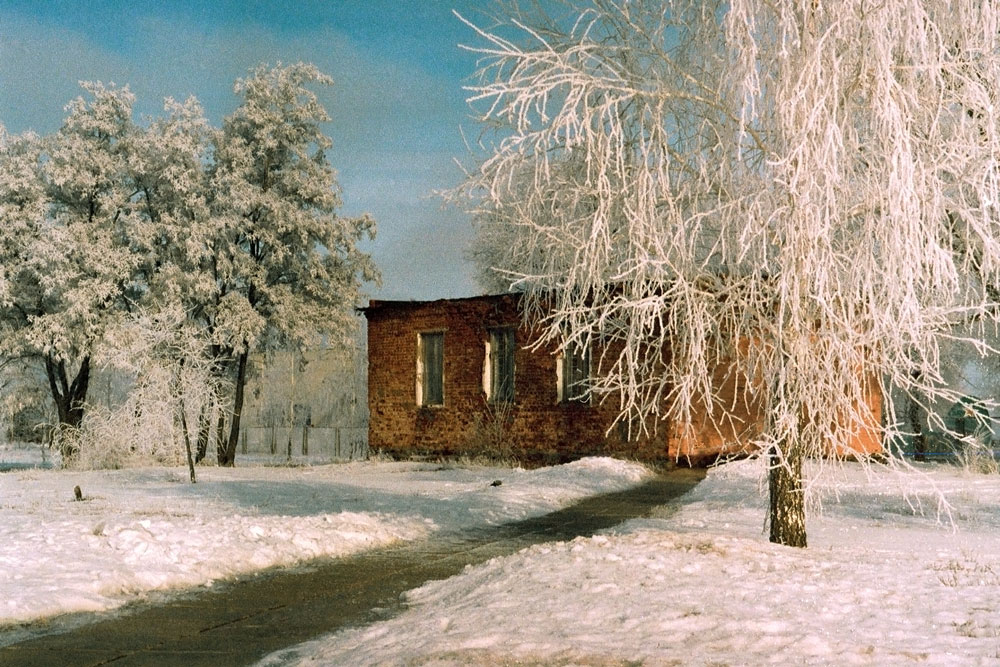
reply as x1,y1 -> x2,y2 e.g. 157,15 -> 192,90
177,360 -> 197,484
908,370 -> 926,462
214,412 -> 227,464
907,396 -> 926,462
179,399 -> 197,483
196,350 -> 229,464
219,350 -> 248,467
44,354 -> 91,461
768,442 -> 807,548
194,402 -> 211,463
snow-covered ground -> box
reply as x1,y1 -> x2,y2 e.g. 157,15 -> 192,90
0,441 -> 650,638
261,458 -> 1000,667
8,438 -> 1000,666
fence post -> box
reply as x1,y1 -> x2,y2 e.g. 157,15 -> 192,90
241,427 -> 247,455
302,425 -> 309,456
269,424 -> 276,455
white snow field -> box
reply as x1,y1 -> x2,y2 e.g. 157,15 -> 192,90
0,442 -> 650,635
261,458 -> 1000,667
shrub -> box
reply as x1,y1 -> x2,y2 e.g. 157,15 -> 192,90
467,400 -> 519,464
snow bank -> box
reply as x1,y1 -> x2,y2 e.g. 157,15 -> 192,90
265,459 -> 1000,666
0,452 -> 650,630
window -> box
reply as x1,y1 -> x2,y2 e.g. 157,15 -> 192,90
486,327 -> 515,403
558,346 -> 591,403
417,332 -> 444,406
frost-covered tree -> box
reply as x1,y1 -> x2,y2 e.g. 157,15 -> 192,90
0,65 -> 374,468
0,84 -> 140,458
129,95 -> 213,301
0,128 -> 47,435
206,63 -> 377,466
0,86 -> 212,462
126,96 -> 221,463
0,128 -> 44,313
460,0 -> 1000,546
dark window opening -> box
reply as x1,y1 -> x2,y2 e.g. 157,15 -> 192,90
489,328 -> 515,403
419,332 -> 444,406
562,347 -> 591,403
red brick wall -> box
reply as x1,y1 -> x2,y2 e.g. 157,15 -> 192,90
365,295 -> 882,465
366,295 -> 669,463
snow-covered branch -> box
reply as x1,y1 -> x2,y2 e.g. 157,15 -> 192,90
458,0 -> 1000,545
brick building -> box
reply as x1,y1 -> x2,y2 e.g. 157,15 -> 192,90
364,294 -> 882,465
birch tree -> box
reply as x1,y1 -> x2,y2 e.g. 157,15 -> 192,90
460,0 -> 1000,546
207,63 -> 377,466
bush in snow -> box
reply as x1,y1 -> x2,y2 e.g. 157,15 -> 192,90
466,400 -> 520,464
64,309 -> 222,473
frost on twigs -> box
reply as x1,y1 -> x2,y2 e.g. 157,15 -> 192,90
65,308 -> 223,472
457,0 -> 1000,545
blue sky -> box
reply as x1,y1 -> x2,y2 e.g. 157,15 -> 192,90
0,0 -> 495,300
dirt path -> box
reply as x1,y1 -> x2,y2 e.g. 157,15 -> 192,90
0,468 -> 705,666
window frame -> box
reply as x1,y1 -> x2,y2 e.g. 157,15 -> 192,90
485,327 -> 516,404
557,345 -> 591,404
416,331 -> 445,407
